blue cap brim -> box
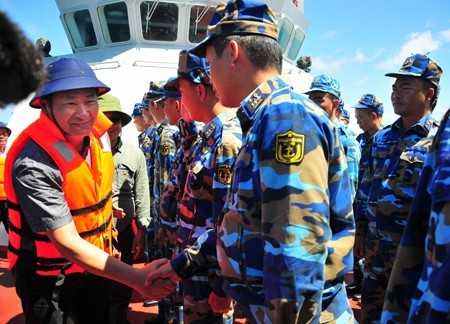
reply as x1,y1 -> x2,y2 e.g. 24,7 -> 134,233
304,88 -> 340,98
352,103 -> 370,109
385,72 -> 422,79
190,35 -> 214,57
30,76 -> 110,108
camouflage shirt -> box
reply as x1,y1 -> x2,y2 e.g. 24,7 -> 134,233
177,109 -> 242,247
365,114 -> 439,259
354,132 -> 377,237
382,110 -> 450,324
138,127 -> 157,188
217,77 -> 354,321
337,122 -> 361,198
152,122 -> 180,222
159,120 -> 201,232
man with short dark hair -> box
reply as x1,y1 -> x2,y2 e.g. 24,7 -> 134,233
349,94 -> 384,295
361,53 -> 442,323
306,74 -> 361,198
352,94 -> 383,263
182,1 -> 354,322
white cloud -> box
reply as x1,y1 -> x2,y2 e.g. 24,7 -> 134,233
354,49 -> 367,64
312,56 -> 347,73
376,31 -> 440,70
440,29 -> 450,42
322,30 -> 338,40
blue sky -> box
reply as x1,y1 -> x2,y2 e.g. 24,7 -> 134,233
1,0 -> 450,131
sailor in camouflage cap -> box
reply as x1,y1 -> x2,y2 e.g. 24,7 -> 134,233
184,1 -> 355,323
305,74 -> 359,322
349,94 -> 384,297
305,74 -> 342,99
306,74 -> 360,198
360,54 -> 442,323
386,53 -> 442,109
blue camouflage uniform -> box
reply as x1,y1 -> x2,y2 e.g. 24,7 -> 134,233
172,109 -> 242,323
337,123 -> 361,198
160,51 -> 241,323
159,119 -> 202,233
378,56 -> 445,324
222,76 -> 354,324
152,121 -> 180,224
190,2 -> 354,322
381,109 -> 450,324
352,94 -> 384,234
361,54 -> 442,323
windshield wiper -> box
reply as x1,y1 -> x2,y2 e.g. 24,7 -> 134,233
145,0 -> 160,34
194,5 -> 212,35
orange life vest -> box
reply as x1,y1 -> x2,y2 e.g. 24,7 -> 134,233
0,155 -> 5,200
5,111 -> 114,276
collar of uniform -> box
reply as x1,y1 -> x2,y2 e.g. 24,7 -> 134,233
178,119 -> 200,139
202,109 -> 235,142
393,113 -> 438,135
238,76 -> 289,124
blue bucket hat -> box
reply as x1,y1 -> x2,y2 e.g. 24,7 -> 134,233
0,121 -> 11,136
385,53 -> 443,86
131,103 -> 143,117
305,74 -> 341,99
191,0 -> 279,57
30,57 -> 110,108
352,93 -> 384,116
177,50 -> 210,85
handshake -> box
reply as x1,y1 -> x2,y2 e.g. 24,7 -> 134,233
134,258 -> 180,300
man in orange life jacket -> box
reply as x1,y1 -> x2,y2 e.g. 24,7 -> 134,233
5,57 -> 174,324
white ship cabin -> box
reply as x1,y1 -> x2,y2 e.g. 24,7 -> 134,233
57,0 -> 309,66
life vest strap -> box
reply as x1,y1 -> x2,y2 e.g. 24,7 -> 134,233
78,215 -> 112,239
70,191 -> 112,217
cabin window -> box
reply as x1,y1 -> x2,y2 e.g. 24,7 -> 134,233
64,9 -> 97,48
287,28 -> 305,61
98,2 -> 130,43
189,6 -> 215,43
140,1 -> 178,41
278,18 -> 294,52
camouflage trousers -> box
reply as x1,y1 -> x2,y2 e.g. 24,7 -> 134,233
222,283 -> 270,324
361,238 -> 398,324
321,283 -> 355,324
183,275 -> 223,324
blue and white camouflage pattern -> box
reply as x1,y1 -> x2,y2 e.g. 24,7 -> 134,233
337,123 -> 361,199
382,109 -> 450,324
217,77 -> 354,323
152,122 -> 180,222
361,114 -> 439,323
